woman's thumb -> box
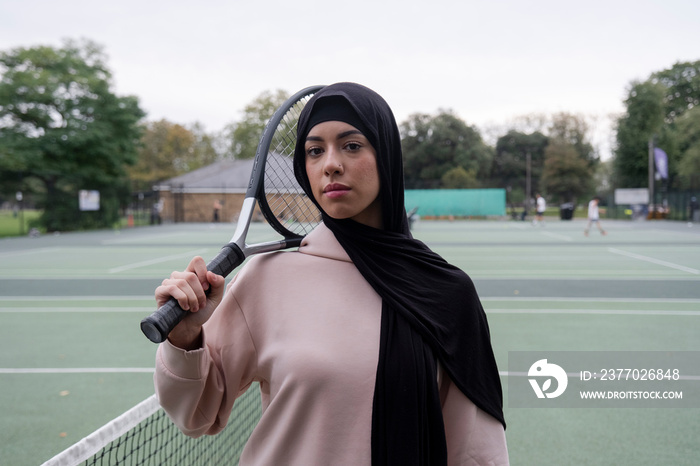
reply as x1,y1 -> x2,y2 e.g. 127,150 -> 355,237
206,271 -> 226,301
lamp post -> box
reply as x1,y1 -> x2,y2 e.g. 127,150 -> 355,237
648,138 -> 654,216
16,191 -> 24,236
525,152 -> 532,213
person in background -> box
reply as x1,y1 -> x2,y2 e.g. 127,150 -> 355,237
212,199 -> 222,222
533,193 -> 546,225
585,196 -> 607,236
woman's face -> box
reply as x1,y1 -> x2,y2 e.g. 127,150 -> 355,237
304,120 -> 382,229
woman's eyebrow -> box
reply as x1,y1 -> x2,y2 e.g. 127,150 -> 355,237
306,129 -> 364,143
337,129 -> 363,139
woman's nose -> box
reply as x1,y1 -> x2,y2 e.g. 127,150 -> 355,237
323,149 -> 344,176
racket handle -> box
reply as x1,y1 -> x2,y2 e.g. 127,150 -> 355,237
140,297 -> 189,344
140,243 -> 245,343
207,242 -> 246,277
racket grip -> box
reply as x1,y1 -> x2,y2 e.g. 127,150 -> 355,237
140,243 -> 246,343
140,298 -> 189,344
207,242 -> 246,277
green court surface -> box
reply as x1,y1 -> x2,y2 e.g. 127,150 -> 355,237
1,218 -> 699,465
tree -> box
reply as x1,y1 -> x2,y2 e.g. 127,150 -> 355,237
651,61 -> 700,121
130,120 -> 193,184
189,122 -> 220,169
400,110 -> 492,188
224,89 -> 289,159
0,39 -> 144,231
544,113 -> 599,203
651,61 -> 700,189
540,140 -> 593,203
130,120 -> 219,186
548,112 -> 598,167
592,159 -> 614,201
491,130 -> 548,203
613,80 -> 666,188
613,61 -> 700,190
489,112 -> 596,205
675,106 -> 700,188
441,166 -> 479,189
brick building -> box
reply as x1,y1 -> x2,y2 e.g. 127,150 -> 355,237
153,154 -> 311,223
153,159 -> 254,223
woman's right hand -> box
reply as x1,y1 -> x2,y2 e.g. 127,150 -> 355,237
155,256 -> 226,350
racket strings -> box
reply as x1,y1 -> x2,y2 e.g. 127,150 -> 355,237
263,96 -> 321,237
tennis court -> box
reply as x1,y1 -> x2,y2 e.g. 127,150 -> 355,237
1,217 -> 699,465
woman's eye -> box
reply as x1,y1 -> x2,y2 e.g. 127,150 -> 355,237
345,142 -> 361,151
306,147 -> 323,157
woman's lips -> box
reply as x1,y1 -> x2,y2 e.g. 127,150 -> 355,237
323,183 -> 350,199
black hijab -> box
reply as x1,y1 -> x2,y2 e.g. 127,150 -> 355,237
293,83 -> 505,465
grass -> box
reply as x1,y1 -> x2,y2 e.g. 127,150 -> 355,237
0,210 -> 157,238
0,209 -> 40,238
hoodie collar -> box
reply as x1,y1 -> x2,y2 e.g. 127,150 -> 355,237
298,222 -> 351,263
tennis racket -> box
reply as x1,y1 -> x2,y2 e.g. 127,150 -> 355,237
141,85 -> 324,343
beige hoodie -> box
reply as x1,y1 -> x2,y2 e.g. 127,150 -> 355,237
155,223 -> 509,465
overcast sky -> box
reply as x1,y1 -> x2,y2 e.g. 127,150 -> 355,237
2,0 -> 699,159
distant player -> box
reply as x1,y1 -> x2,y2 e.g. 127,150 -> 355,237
584,196 -> 607,236
533,193 -> 546,225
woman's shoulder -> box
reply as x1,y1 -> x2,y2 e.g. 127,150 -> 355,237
223,250 -> 302,299
229,224 -> 353,290
236,249 -> 300,279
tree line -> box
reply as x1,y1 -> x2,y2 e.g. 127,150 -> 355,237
1,39 -> 698,232
614,62 -> 700,190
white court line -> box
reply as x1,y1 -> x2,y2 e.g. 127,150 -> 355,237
0,368 -> 154,374
0,296 -> 152,301
501,371 -> 591,378
479,276 -> 700,281
1,296 -> 694,303
101,231 -> 191,245
0,308 -> 152,313
487,309 -> 700,316
0,247 -> 60,259
649,228 -> 700,238
608,247 -> 699,275
498,371 -> 700,380
6,367 -> 699,379
108,249 -> 207,273
540,231 -> 573,242
9,307 -> 694,316
481,297 -> 700,303
0,275 -> 176,280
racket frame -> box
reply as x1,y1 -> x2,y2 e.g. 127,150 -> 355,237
140,85 -> 323,343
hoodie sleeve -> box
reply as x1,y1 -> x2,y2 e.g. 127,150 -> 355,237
439,368 -> 510,465
154,276 -> 258,438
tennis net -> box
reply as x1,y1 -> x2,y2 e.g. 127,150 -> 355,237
42,384 -> 261,466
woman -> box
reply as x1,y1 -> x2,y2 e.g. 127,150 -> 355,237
154,82 -> 509,465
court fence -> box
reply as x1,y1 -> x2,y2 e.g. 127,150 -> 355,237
604,190 -> 700,222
